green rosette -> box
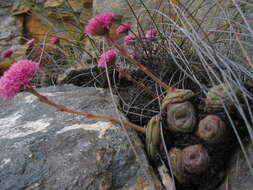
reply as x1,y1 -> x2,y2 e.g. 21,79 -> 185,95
196,115 -> 228,144
205,84 -> 242,108
166,102 -> 196,133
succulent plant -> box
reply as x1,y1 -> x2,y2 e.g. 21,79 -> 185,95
169,145 -> 209,184
166,101 -> 196,133
161,89 -> 195,111
196,115 -> 228,144
145,115 -> 161,160
181,145 -> 209,174
169,148 -> 187,183
205,84 -> 241,108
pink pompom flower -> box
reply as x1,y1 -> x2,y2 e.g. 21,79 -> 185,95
98,49 -> 117,67
0,49 -> 13,58
0,60 -> 40,100
26,39 -> 35,46
145,28 -> 157,39
130,50 -> 141,58
49,36 -> 60,44
84,13 -> 115,36
116,23 -> 132,34
123,34 -> 137,46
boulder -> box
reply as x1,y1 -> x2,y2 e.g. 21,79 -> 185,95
92,0 -> 171,31
0,85 -> 159,190
0,1 -> 22,51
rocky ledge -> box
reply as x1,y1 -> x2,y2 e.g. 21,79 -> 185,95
0,85 -> 159,190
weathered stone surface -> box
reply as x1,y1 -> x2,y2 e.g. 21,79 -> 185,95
218,143 -> 253,190
24,12 -> 51,42
92,0 -> 169,30
0,85 -> 158,190
0,1 -> 22,52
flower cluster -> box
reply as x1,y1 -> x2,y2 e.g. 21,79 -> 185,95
145,28 -> 157,39
50,36 -> 60,44
0,60 -> 40,100
1,49 -> 13,58
84,13 -> 115,36
26,39 -> 35,46
124,34 -> 137,46
84,13 -> 160,67
116,23 -> 132,34
98,49 -> 117,67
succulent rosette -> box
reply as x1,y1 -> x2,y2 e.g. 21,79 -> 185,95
145,115 -> 161,160
181,145 -> 209,174
166,101 -> 196,133
161,89 -> 196,133
169,145 -> 209,184
161,89 -> 195,111
196,115 -> 228,144
205,84 -> 242,108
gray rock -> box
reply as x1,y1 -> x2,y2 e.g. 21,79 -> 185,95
92,0 -> 169,30
0,85 -> 158,190
218,143 -> 253,190
0,0 -> 22,52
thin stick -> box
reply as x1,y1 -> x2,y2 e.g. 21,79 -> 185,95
106,36 -> 175,92
27,88 -> 145,134
112,64 -> 156,97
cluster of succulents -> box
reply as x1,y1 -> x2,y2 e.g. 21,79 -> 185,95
81,12 -> 243,188
144,85 -> 240,186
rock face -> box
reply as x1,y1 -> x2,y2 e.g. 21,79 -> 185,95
92,0 -> 170,30
218,143 -> 253,190
12,0 -> 93,42
0,85 -> 158,190
0,1 -> 22,51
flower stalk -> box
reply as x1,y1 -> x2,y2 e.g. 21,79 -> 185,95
105,35 -> 175,92
27,87 -> 145,134
111,64 -> 156,97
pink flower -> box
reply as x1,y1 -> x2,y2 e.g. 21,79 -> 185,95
145,28 -> 157,39
0,60 -> 40,100
26,39 -> 35,46
84,13 -> 115,36
0,49 -> 13,58
116,23 -> 132,34
98,49 -> 117,67
130,50 -> 141,58
49,36 -> 60,44
123,34 -> 137,46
